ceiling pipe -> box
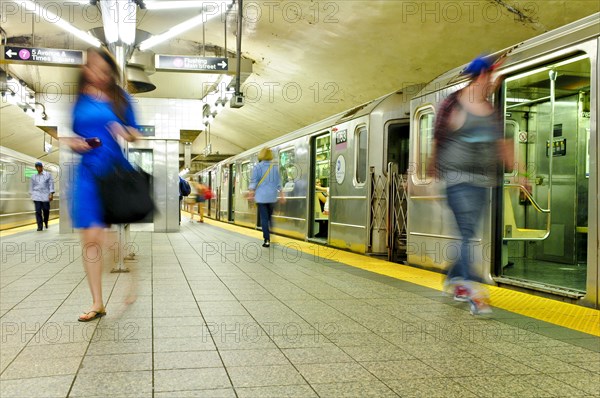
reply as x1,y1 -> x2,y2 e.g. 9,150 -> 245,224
234,0 -> 242,96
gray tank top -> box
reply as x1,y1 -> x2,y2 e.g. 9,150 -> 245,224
437,110 -> 502,187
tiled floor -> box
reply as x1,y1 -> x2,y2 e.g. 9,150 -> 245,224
0,219 -> 599,397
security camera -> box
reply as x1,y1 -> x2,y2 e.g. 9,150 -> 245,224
41,112 -> 48,121
230,94 -> 244,108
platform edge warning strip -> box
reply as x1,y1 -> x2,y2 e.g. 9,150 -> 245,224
202,217 -> 600,337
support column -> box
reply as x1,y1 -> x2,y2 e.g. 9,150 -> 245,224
112,43 -> 134,273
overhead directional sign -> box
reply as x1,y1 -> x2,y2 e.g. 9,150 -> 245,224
2,46 -> 83,65
156,55 -> 229,72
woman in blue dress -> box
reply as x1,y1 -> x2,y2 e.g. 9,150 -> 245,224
63,47 -> 140,322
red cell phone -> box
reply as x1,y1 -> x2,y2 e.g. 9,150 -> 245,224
86,137 -> 102,148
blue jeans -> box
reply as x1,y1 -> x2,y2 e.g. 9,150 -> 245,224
34,201 -> 50,229
445,183 -> 487,283
257,203 -> 275,241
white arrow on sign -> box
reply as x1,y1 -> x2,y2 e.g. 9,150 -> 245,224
5,49 -> 16,58
217,61 -> 227,69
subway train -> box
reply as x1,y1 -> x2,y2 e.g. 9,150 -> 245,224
196,13 -> 599,308
0,146 -> 60,230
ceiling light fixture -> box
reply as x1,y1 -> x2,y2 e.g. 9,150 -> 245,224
18,0 -> 102,47
139,1 -> 233,50
99,0 -> 137,45
145,1 -> 219,10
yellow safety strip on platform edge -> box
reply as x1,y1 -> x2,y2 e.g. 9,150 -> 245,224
201,217 -> 600,337
0,219 -> 59,238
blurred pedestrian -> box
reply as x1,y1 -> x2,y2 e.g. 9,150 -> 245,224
193,178 -> 208,223
179,176 -> 191,224
248,147 -> 284,247
433,55 -> 511,315
62,47 -> 140,322
30,161 -> 55,231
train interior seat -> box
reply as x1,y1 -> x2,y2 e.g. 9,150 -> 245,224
503,189 -> 547,239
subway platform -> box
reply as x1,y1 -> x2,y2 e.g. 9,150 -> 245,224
0,216 -> 599,397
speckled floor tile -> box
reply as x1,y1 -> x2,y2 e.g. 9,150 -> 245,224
154,368 -> 231,391
312,381 -> 398,397
282,346 -> 355,364
154,350 -> 222,369
550,372 -> 600,395
79,352 -> 152,373
69,370 -> 153,396
386,377 -> 478,398
453,375 -> 577,398
0,355 -> 81,380
153,337 -> 216,352
219,348 -> 290,367
295,362 -> 378,384
0,375 -> 74,398
155,389 -> 236,398
340,344 -> 414,362
227,364 -> 305,388
236,384 -> 318,397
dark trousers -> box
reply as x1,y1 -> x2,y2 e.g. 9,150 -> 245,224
257,203 -> 275,241
34,201 -> 50,229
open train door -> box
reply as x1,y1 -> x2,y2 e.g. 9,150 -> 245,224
498,54 -> 592,301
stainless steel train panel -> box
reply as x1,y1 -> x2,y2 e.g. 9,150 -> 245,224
219,165 -> 230,221
328,116 -> 369,253
234,155 -> 257,229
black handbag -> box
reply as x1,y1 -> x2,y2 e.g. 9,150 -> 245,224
98,164 -> 154,224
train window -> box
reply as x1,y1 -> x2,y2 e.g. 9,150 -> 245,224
240,162 -> 252,193
386,122 -> 410,175
279,147 -> 297,186
355,126 -> 368,184
415,109 -> 435,182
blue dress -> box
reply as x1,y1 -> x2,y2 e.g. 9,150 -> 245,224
70,93 -> 137,228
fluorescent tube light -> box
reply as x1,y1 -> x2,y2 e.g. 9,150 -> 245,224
145,1 -> 221,10
139,1 -> 232,50
100,0 -> 137,44
19,0 -> 101,47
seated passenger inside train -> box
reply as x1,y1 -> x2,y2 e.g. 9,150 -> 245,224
315,179 -> 329,238
315,179 -> 328,212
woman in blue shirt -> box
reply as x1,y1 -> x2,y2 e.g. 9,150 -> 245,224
248,147 -> 284,247
63,47 -> 140,322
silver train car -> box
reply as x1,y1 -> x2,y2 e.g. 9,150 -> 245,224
408,13 -> 599,308
196,85 -> 417,255
0,146 -> 60,230
197,13 -> 599,308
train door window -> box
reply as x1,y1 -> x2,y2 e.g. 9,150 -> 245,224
501,53 -> 591,293
414,108 -> 435,182
386,122 -> 410,174
315,135 -> 331,187
355,126 -> 368,184
240,162 -> 252,194
312,133 -> 330,239
279,147 -> 296,187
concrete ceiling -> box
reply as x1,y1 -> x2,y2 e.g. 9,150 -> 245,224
1,1 -> 598,164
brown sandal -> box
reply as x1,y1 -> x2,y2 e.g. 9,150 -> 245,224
78,310 -> 106,322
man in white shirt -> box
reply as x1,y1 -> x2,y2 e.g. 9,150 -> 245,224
30,162 -> 55,231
